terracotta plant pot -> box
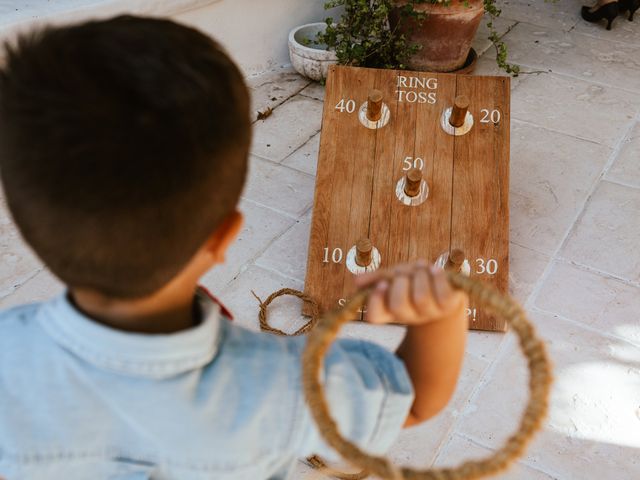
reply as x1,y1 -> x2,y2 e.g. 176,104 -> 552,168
391,0 -> 485,72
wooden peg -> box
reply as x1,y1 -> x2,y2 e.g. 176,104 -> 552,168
355,238 -> 373,267
404,168 -> 422,197
366,89 -> 383,122
445,248 -> 466,272
449,95 -> 470,128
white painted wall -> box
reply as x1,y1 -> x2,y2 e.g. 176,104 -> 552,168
175,1 -> 331,75
0,0 -> 333,75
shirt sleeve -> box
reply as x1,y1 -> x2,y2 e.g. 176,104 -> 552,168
292,337 -> 414,460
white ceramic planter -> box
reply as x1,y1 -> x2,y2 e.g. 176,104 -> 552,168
288,22 -> 338,82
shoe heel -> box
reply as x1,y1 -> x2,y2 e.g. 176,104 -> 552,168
605,3 -> 619,29
626,0 -> 639,20
582,2 -> 619,28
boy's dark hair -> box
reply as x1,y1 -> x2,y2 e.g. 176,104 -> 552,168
0,16 -> 251,298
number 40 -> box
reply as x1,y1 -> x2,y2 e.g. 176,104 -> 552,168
335,99 -> 356,114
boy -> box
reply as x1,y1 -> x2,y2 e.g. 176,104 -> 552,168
0,16 -> 468,480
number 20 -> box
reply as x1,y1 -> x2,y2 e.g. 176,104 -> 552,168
480,109 -> 501,124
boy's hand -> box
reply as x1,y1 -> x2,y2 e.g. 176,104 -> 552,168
355,261 -> 468,326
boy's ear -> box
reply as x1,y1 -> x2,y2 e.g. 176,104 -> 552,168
205,211 -> 243,263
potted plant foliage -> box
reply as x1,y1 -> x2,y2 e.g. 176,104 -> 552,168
312,0 -> 519,75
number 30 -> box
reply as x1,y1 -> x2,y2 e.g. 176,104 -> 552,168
476,258 -> 498,275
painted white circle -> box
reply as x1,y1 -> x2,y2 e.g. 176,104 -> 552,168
358,102 -> 391,130
346,245 -> 382,275
440,107 -> 474,136
435,252 -> 471,276
395,176 -> 429,206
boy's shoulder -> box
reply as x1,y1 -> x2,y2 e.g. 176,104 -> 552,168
220,318 -> 305,354
213,317 -> 308,382
0,302 -> 50,354
0,302 -> 42,330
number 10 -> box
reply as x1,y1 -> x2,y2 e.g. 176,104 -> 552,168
323,247 -> 343,264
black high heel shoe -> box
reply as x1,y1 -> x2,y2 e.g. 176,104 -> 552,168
619,0 -> 640,20
581,2 -> 619,30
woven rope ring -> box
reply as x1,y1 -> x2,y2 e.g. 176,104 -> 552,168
253,288 -> 320,336
299,271 -> 553,480
254,288 -> 368,479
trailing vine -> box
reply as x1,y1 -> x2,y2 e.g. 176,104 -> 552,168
316,0 -> 520,75
483,0 -> 520,74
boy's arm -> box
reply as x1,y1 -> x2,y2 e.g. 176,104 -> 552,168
356,262 -> 468,428
396,304 -> 467,426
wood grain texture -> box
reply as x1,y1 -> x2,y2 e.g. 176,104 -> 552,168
304,66 -> 510,331
408,72 -> 456,273
450,75 -> 510,331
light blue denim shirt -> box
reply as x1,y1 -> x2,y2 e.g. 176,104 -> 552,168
0,288 -> 413,479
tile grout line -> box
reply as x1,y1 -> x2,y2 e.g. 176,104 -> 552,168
530,305 -> 640,348
475,19 -> 521,58
565,26 -> 640,48
250,80 -> 315,126
278,129 -> 321,166
446,110 -> 640,462
509,239 -> 551,258
503,20 -> 640,94
0,267 -> 44,302
243,205 -> 313,285
251,145 -> 320,173
298,88 -> 323,102
510,117 -> 611,147
556,254 -> 640,289
221,265 -> 305,314
440,333 -> 516,456
240,197 -> 304,221
511,62 -> 640,96
240,215 -> 306,290
500,16 -> 578,35
252,263 -> 305,286
525,108 -> 640,311
430,66 -> 617,452
601,176 -> 640,192
253,218 -> 312,286
454,432 -> 566,479
223,219 -> 305,293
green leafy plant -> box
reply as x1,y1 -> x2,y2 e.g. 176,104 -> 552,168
317,0 -> 520,75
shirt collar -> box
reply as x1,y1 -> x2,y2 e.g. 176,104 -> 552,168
37,288 -> 225,379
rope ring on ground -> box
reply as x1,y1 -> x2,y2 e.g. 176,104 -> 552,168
301,271 -> 553,480
254,288 -> 369,479
253,288 -> 320,336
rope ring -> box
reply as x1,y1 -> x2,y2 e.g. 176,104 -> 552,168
255,289 -> 369,479
253,288 -> 320,336
301,271 -> 553,480
307,455 -> 369,480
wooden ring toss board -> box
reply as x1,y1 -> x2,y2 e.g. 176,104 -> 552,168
304,65 -> 510,331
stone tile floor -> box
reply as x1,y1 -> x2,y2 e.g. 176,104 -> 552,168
1,1 -> 640,478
